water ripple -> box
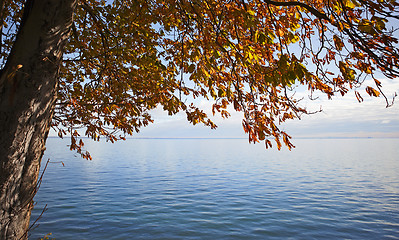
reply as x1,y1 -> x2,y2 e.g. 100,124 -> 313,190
30,138 -> 399,239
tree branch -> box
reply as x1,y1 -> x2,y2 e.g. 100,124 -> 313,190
263,0 -> 331,22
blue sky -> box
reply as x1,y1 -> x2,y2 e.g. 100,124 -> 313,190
137,77 -> 399,139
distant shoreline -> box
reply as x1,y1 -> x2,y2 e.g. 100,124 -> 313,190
47,136 -> 399,139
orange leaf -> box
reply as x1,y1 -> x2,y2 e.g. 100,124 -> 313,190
365,86 -> 380,97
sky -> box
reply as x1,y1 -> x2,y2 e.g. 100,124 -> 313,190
48,76 -> 399,140
45,4 -> 399,141
136,77 -> 399,139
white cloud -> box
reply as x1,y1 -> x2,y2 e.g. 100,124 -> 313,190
282,77 -> 399,138
139,77 -> 399,139
49,77 -> 399,139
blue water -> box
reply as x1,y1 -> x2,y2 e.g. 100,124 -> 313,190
30,138 -> 399,239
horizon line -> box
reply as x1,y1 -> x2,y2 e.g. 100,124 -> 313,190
47,136 -> 399,140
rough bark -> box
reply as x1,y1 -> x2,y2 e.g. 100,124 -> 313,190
0,0 -> 76,239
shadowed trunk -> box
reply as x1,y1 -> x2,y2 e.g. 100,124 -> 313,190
0,0 -> 76,239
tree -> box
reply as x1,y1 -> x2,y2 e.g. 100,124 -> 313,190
0,0 -> 398,239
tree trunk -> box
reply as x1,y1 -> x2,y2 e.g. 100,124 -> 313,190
0,0 -> 76,239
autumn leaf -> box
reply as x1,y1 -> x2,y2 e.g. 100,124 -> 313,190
2,0 -> 396,155
333,35 -> 344,51
365,86 -> 380,97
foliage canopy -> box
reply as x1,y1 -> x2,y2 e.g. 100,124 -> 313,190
2,0 -> 399,158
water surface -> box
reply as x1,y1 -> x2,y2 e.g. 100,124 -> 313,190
30,138 -> 399,239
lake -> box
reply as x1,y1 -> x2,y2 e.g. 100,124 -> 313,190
29,138 -> 399,239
